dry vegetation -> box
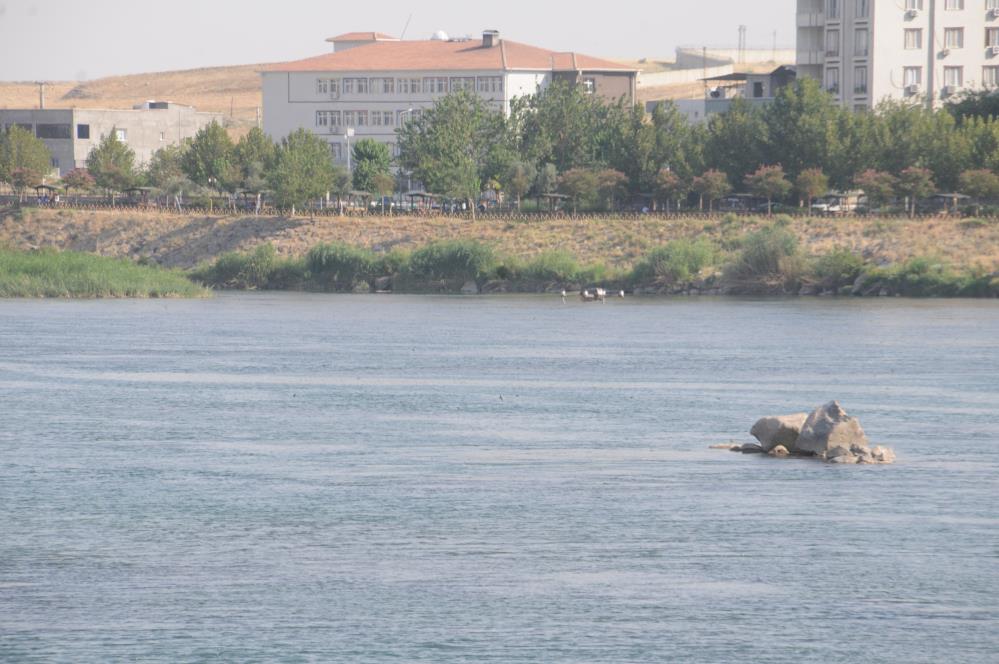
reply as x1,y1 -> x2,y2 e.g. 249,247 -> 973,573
3,208 -> 997,273
0,64 -> 268,134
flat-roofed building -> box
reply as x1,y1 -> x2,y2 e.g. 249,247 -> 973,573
0,102 -> 223,175
262,30 -> 638,165
797,0 -> 999,110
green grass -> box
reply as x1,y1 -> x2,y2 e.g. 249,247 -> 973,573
0,247 -> 209,298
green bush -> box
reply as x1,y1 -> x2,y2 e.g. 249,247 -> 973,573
521,250 -> 581,283
191,243 -> 280,289
306,242 -> 375,291
408,240 -> 496,283
725,226 -> 800,279
811,249 -> 865,290
631,239 -> 715,285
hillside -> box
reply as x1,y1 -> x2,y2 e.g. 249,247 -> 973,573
0,64 -> 268,132
2,208 -> 997,275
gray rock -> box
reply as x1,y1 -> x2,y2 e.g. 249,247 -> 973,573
826,445 -> 854,459
829,454 -> 859,464
794,401 -> 869,455
710,444 -> 742,450
871,446 -> 897,464
751,413 -> 808,452
768,445 -> 790,458
741,443 -> 764,454
352,281 -> 372,294
460,280 -> 479,295
374,276 -> 392,292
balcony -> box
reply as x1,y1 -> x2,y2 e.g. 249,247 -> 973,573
797,49 -> 826,66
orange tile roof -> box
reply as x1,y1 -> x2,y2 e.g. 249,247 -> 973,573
267,39 -> 636,73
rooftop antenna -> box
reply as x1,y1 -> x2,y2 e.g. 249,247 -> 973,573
400,13 -> 413,40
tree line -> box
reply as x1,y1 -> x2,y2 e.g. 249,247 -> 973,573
6,77 -> 999,213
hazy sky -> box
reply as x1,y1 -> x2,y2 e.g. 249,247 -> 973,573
0,0 -> 795,81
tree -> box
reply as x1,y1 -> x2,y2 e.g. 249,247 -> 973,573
896,166 -> 935,218
0,126 -> 52,201
61,168 -> 95,198
655,168 -> 688,212
854,169 -> 898,209
371,172 -> 396,212
795,168 -> 829,214
596,168 -> 628,211
763,78 -> 848,181
703,98 -> 768,187
145,143 -> 187,189
86,129 -> 136,201
233,127 -> 275,192
182,121 -> 236,192
503,161 -> 536,209
351,138 -> 392,193
513,81 -> 608,173
398,91 -> 510,217
691,169 -> 732,212
745,165 -> 792,215
535,162 -> 558,210
957,169 -> 999,214
268,128 -> 336,213
558,168 -> 599,214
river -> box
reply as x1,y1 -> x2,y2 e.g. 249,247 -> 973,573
1,293 -> 997,662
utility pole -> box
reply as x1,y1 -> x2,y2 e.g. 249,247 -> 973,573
738,25 -> 747,64
37,82 -> 46,109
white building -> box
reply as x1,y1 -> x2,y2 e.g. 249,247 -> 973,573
0,102 -> 222,175
261,30 -> 637,166
797,0 -> 999,110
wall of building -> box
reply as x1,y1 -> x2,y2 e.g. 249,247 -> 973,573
676,46 -> 797,69
1,106 -> 222,175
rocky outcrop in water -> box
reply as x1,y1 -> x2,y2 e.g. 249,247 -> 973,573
721,401 -> 896,465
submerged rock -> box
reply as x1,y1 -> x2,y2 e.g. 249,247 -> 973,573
741,443 -> 764,454
750,413 -> 808,452
768,445 -> 790,458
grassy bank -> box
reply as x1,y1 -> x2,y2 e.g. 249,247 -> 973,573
0,247 -> 209,298
189,227 -> 999,298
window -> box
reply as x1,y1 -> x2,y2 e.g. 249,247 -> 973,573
944,0 -> 963,9
115,128 -> 127,142
331,143 -> 344,161
159,132 -> 165,142
343,110 -> 355,126
51,157 -> 60,169
904,66 -> 922,87
945,28 -> 964,49
944,66 -> 964,87
989,0 -> 999,9
826,30 -> 840,57
372,78 -> 394,94
827,0 -> 840,19
77,124 -> 90,139
476,76 -> 503,94
449,77 -> 475,92
316,79 -> 328,95
905,29 -> 923,49
383,111 -> 394,126
582,78 -> 596,94
854,104 -> 868,112
342,78 -> 368,94
342,79 -> 354,94
316,110 -> 340,128
372,112 -> 383,126
854,66 -> 868,94
753,81 -> 765,98
855,0 -> 868,17
855,28 -> 869,56
905,0 -> 923,9
398,78 -> 422,94
987,28 -> 999,47
984,66 -> 999,87
35,124 -> 71,139
424,77 -> 448,94
356,111 -> 368,126
356,78 -> 368,94
826,67 -> 840,93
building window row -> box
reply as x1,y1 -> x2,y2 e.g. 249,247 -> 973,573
904,28 -> 999,50
315,76 -> 504,97
316,109 -> 426,129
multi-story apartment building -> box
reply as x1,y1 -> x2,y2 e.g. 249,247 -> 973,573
262,30 -> 638,166
798,0 -> 999,110
0,102 -> 223,176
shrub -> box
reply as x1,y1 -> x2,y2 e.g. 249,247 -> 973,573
723,226 -> 805,292
408,240 -> 496,283
190,244 -> 285,289
811,249 -> 865,290
631,239 -> 715,285
521,250 -> 581,283
306,242 -> 375,291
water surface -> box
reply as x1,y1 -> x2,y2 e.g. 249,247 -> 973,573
1,294 -> 997,662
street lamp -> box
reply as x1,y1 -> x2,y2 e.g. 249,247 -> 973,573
344,127 -> 355,171
398,108 -> 415,193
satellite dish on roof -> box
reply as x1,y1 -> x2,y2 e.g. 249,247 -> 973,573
431,30 -> 449,41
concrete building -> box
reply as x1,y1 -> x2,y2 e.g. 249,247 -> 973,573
651,66 -> 797,124
0,102 -> 223,175
797,0 -> 999,110
262,30 -> 638,166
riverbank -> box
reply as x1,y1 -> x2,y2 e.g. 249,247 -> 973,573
2,207 -> 998,297
0,247 -> 209,298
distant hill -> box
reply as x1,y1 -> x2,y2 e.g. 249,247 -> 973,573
0,64 -> 268,134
